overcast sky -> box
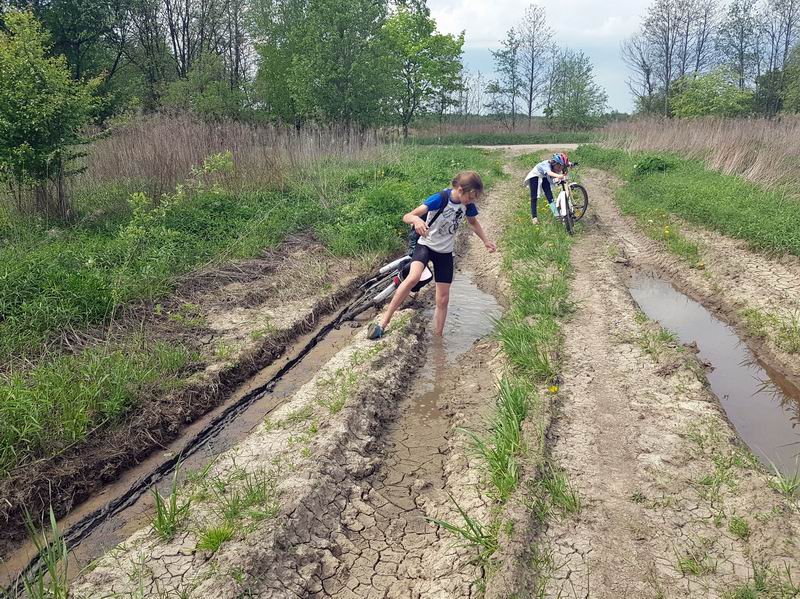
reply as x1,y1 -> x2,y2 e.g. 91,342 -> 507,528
428,0 -> 646,113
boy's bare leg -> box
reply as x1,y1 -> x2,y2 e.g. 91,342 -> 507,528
379,261 -> 425,330
433,282 -> 451,336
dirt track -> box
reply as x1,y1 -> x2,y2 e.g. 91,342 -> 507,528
528,168 -> 800,598
17,149 -> 800,598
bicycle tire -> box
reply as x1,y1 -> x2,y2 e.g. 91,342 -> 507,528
569,183 -> 589,221
341,278 -> 396,322
564,204 -> 575,236
341,292 -> 379,322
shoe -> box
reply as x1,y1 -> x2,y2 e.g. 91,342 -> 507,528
367,322 -> 384,340
531,217 -> 539,225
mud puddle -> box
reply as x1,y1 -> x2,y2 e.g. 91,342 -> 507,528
322,271 -> 501,596
629,272 -> 800,475
1,314 -> 358,590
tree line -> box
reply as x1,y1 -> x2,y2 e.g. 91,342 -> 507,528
0,0 -> 465,129
623,0 -> 800,116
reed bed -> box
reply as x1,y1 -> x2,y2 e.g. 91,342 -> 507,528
602,116 -> 800,191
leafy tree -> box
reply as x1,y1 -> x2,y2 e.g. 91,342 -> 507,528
549,49 -> 608,130
383,6 -> 464,137
0,11 -> 99,219
716,0 -> 760,89
163,53 -> 244,118
782,45 -> 800,112
489,27 -> 523,128
671,68 -> 753,116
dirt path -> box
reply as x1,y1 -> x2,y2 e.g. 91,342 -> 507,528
538,170 -> 800,598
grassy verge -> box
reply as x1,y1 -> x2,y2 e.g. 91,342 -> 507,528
0,146 -> 502,477
572,144 -> 800,258
436,170 -> 580,584
407,131 -> 597,146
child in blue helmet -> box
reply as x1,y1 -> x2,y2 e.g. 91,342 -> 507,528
523,152 -> 569,225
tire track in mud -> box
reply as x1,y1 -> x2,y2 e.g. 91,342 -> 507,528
315,170 -> 518,598
538,172 -> 800,598
63,164 -> 516,599
587,169 -> 800,384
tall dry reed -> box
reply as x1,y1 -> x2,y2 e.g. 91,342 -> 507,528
77,113 -> 382,198
602,116 -> 800,190
411,117 -> 554,136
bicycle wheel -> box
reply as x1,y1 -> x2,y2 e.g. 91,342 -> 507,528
564,204 -> 575,236
341,278 -> 396,322
569,183 -> 589,221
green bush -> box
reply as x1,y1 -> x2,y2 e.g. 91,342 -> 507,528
632,154 -> 677,178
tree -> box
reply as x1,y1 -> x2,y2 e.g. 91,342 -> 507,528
163,53 -> 244,118
671,68 -> 753,116
519,3 -> 552,124
784,45 -> 800,112
382,6 -> 464,137
622,34 -> 657,113
490,27 -> 523,128
0,11 -> 99,219
549,49 -> 608,130
716,0 -> 759,89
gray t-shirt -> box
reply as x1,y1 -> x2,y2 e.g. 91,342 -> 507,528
418,189 -> 479,254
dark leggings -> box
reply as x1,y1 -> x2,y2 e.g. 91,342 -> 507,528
529,177 -> 554,218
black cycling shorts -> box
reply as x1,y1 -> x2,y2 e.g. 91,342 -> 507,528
411,243 -> 454,284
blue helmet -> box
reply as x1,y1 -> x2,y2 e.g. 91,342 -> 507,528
552,152 -> 569,166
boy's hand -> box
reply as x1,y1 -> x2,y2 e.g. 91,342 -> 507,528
484,240 -> 497,253
414,217 -> 429,237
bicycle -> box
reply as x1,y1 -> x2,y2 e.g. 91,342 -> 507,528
339,255 -> 433,322
554,162 -> 589,236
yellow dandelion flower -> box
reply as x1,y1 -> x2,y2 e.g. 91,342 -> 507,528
548,385 -> 559,394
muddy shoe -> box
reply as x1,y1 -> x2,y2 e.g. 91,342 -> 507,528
367,322 -> 384,340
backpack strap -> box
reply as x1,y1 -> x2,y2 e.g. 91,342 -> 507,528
426,189 -> 449,227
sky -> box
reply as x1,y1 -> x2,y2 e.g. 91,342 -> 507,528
427,0 -> 647,113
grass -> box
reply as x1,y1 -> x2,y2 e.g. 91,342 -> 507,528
465,378 -> 533,501
0,143 -> 502,479
196,523 -> 235,553
675,538 -> 717,576
0,341 -> 191,475
427,495 -> 499,563
151,463 -> 191,541
637,326 -> 679,361
742,307 -> 800,354
725,561 -> 800,598
20,506 -> 69,599
573,144 -> 800,258
728,515 -> 751,540
768,466 -> 800,499
408,131 -> 597,146
316,367 -> 359,414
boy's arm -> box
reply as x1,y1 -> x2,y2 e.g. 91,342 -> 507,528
404,204 -> 430,235
467,216 -> 496,252
547,170 -> 566,180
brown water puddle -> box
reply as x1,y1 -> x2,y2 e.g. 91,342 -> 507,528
0,316 -> 357,590
629,272 -> 800,475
